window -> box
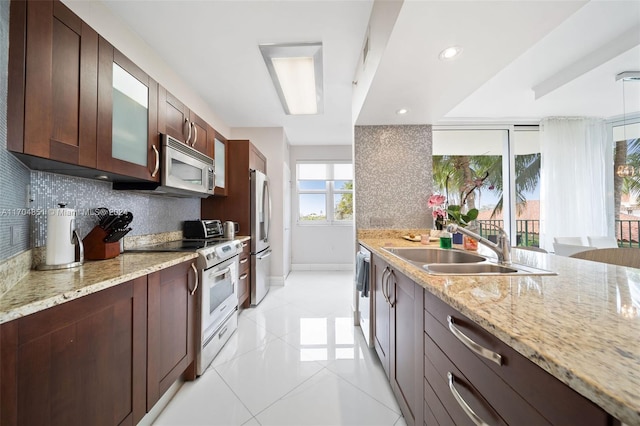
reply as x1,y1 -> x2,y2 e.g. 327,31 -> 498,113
297,162 -> 353,224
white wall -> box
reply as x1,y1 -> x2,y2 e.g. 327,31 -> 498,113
290,145 -> 354,269
230,127 -> 290,284
62,0 -> 230,138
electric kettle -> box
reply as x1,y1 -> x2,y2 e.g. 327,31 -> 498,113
223,221 -> 239,239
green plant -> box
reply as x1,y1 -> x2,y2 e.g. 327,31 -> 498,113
446,204 -> 478,227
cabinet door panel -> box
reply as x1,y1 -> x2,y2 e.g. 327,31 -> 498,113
147,261 -> 196,410
97,39 -> 159,181
160,88 -> 189,143
189,111 -> 211,158
391,270 -> 418,423
20,0 -> 98,167
2,277 -> 147,426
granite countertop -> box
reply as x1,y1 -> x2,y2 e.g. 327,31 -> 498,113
359,235 -> 640,425
0,251 -> 198,325
0,235 -> 253,324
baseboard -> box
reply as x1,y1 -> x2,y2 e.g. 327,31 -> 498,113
290,263 -> 354,271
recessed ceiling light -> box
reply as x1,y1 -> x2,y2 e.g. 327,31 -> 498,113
259,42 -> 324,115
438,46 -> 463,61
396,108 -> 408,115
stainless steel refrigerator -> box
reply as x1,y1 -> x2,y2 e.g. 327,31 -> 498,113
250,169 -> 272,305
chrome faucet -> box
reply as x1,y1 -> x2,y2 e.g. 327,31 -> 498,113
446,223 -> 511,265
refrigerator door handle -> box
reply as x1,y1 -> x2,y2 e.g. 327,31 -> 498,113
257,249 -> 272,260
262,180 -> 271,242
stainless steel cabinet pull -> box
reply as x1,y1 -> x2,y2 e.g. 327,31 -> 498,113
448,372 -> 490,426
191,122 -> 198,148
184,118 -> 192,145
242,243 -> 248,248
381,267 -> 390,303
387,270 -> 395,307
190,263 -> 198,296
219,326 -> 228,338
219,304 -> 227,312
240,258 -> 248,264
151,145 -> 160,177
448,316 -> 502,366
239,273 -> 248,280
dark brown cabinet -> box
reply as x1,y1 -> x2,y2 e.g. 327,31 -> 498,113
213,131 -> 228,196
371,254 -> 422,426
8,0 -> 160,183
147,260 -> 198,410
158,86 -> 213,159
237,240 -> 251,308
423,290 -> 616,426
97,37 -> 160,182
0,276 -> 148,426
201,139 -> 266,236
8,0 -> 99,167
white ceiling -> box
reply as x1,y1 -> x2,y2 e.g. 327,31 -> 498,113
99,0 -> 640,145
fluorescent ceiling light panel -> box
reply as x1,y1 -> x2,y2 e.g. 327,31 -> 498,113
260,42 -> 323,115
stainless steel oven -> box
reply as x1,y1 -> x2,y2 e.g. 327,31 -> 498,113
196,241 -> 242,376
126,236 -> 242,376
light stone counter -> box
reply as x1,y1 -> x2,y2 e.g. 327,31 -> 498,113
359,235 -> 640,426
0,251 -> 197,325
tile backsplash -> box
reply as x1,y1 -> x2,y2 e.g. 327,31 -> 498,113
354,125 -> 433,230
29,171 -> 200,249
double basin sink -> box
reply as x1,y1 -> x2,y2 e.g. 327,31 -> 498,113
381,247 -> 555,276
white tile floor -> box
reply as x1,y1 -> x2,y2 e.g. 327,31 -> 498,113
152,271 -> 407,426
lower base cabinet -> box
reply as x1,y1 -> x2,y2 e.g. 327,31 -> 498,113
371,254 -> 423,426
370,252 -> 619,426
0,259 -> 198,426
423,290 -> 618,426
147,260 -> 197,410
0,276 -> 148,426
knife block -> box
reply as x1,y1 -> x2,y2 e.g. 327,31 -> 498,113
82,226 -> 120,260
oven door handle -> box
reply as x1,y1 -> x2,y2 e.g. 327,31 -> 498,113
190,263 -> 199,296
208,266 -> 232,280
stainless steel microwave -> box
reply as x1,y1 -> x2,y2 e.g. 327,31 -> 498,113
113,134 -> 214,198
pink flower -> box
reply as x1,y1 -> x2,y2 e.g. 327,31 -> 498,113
432,209 -> 446,219
428,194 -> 446,208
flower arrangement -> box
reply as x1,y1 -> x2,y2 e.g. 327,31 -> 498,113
428,194 -> 448,229
428,195 -> 479,229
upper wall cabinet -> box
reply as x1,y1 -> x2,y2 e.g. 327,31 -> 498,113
214,132 -> 228,196
8,0 -> 99,167
97,37 -> 160,182
8,0 -> 160,183
158,87 -> 213,159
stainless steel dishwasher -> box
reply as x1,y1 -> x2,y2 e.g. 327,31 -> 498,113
355,245 -> 373,347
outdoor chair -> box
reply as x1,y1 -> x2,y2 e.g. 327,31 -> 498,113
570,248 -> 640,269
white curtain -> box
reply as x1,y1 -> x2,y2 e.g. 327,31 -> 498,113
539,117 -> 613,251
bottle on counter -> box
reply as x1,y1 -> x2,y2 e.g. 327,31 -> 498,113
463,221 -> 479,251
439,231 -> 452,249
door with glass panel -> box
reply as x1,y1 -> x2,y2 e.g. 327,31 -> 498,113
97,37 -> 159,181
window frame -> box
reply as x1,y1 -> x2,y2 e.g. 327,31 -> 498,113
296,161 -> 353,226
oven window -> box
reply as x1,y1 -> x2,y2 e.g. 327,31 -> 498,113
209,271 -> 234,315
171,157 -> 204,185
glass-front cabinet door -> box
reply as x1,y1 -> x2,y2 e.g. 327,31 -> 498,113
97,37 -> 159,182
214,134 -> 228,195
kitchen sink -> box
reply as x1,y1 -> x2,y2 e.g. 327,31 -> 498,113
380,246 -> 556,276
424,262 -> 556,276
382,247 -> 486,264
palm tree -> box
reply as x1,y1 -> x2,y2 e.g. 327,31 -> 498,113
432,153 -> 541,218
614,138 -> 640,219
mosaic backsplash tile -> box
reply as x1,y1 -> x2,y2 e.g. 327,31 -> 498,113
0,1 -> 31,261
29,171 -> 200,248
354,125 -> 434,230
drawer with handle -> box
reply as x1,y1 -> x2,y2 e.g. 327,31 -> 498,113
423,290 -> 613,425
